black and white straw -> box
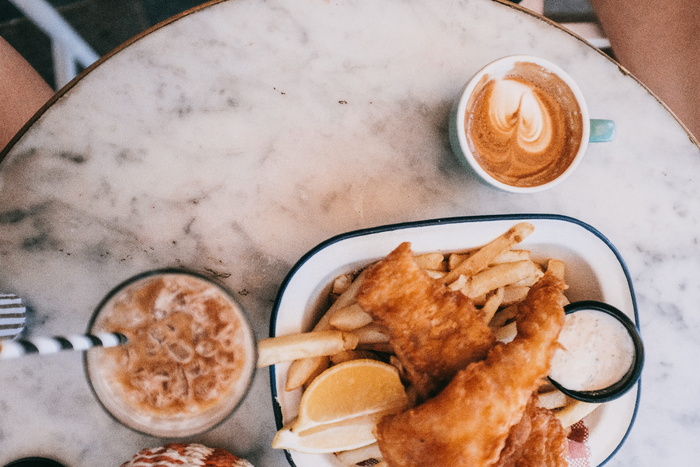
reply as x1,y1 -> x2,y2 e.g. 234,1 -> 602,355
1,293 -> 26,341
0,332 -> 127,360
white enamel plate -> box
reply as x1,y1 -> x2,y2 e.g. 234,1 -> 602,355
269,214 -> 640,467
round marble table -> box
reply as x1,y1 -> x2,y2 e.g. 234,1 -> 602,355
0,0 -> 698,465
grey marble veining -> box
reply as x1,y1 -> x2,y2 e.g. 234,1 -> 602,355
0,0 -> 699,465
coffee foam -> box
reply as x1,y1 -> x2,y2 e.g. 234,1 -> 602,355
87,272 -> 255,437
465,61 -> 584,188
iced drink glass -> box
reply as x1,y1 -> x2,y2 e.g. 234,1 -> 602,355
85,269 -> 256,437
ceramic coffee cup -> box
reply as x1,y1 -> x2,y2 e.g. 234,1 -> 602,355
449,55 -> 615,193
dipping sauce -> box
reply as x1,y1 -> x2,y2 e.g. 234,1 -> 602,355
464,61 -> 584,188
86,271 -> 256,437
549,308 -> 635,392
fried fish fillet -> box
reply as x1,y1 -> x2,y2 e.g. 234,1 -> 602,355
376,273 -> 567,467
495,396 -> 569,467
356,242 -> 495,400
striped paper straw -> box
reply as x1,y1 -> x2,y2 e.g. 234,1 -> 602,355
1,293 -> 26,341
0,332 -> 127,360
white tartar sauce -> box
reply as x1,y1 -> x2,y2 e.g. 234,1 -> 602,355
549,309 -> 635,391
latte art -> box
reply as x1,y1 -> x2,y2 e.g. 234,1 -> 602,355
489,79 -> 553,155
465,62 -> 584,188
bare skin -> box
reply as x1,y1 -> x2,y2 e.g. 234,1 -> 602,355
590,0 -> 700,141
0,38 -> 54,152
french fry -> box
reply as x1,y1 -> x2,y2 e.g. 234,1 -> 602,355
489,304 -> 518,328
334,443 -> 383,465
330,349 -> 382,365
463,260 -> 541,299
299,356 -> 330,391
448,251 -> 471,270
480,287 -> 504,323
258,330 -> 359,368
447,249 -> 531,271
470,293 -> 489,307
329,303 -> 373,331
351,323 -> 390,344
286,356 -> 329,392
510,268 -> 544,287
546,258 -> 566,281
424,269 -> 446,279
332,273 -> 355,295
544,259 -> 571,306
537,389 -> 570,410
414,252 -> 446,271
442,222 -> 535,284
326,269 -> 368,317
494,321 -> 517,343
491,248 -> 532,265
307,271 -> 366,335
447,274 -> 468,292
555,400 -> 599,428
501,285 -> 531,306
285,270 -> 367,390
448,249 -> 530,272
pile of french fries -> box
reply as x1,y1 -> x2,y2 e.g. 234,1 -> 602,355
258,223 -> 601,464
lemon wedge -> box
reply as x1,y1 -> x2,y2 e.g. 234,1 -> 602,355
292,359 -> 409,433
272,413 -> 382,454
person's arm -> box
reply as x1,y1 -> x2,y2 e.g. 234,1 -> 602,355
589,0 -> 700,140
0,37 -> 54,151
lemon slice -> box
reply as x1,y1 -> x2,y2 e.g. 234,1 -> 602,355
272,413 -> 382,454
292,359 -> 408,433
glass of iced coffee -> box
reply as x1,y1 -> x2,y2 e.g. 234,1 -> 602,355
85,269 -> 256,438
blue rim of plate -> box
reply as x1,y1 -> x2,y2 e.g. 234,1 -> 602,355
268,213 -> 641,467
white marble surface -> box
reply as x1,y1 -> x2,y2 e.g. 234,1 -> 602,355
0,0 -> 698,465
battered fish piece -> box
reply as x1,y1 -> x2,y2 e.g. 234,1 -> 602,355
356,242 -> 495,400
495,396 -> 568,467
376,273 -> 567,467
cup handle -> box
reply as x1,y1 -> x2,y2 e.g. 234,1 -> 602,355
589,119 -> 615,142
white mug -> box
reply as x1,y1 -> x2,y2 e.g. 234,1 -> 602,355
449,55 -> 615,193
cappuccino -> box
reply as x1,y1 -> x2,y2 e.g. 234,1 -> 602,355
464,61 -> 584,188
86,270 -> 256,437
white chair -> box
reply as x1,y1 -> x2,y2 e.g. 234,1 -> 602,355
519,0 -> 610,50
543,0 -> 610,49
8,0 -> 100,89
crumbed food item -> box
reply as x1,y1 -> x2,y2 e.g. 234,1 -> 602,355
495,396 -> 568,467
356,242 -> 495,400
120,443 -> 253,467
376,273 -> 567,467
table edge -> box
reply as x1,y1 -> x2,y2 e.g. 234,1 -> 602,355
0,0 -> 697,163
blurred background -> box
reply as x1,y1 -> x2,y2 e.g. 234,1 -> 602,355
0,0 -> 207,89
0,0 -> 606,91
